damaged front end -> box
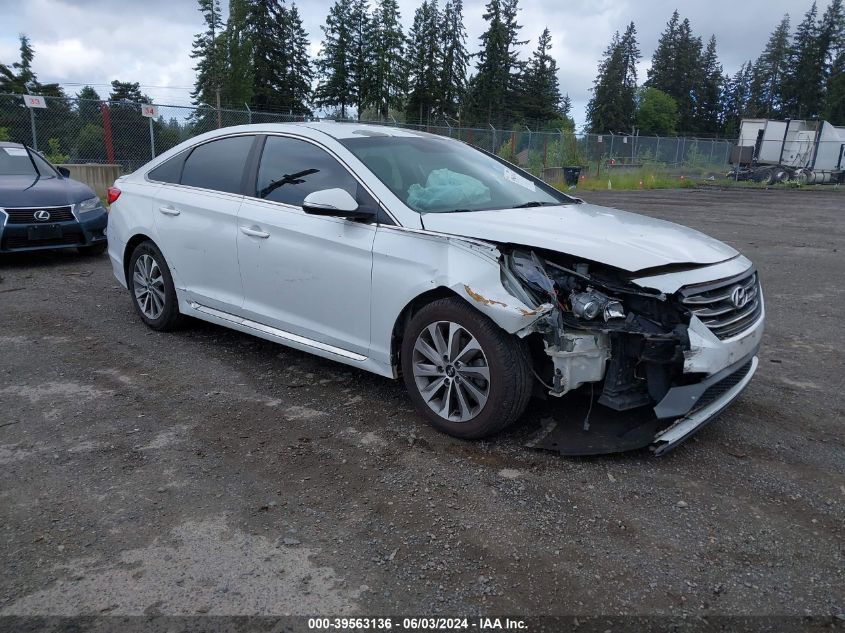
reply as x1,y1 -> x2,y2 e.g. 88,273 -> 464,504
500,248 -> 763,455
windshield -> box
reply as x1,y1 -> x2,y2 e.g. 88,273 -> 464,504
339,135 -> 574,214
0,146 -> 57,178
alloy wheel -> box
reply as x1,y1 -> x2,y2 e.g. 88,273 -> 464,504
412,321 -> 491,422
133,253 -> 166,319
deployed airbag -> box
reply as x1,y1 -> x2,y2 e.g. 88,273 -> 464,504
407,169 -> 491,211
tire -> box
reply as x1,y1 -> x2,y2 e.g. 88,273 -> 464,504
78,242 -> 107,256
400,297 -> 533,439
127,240 -> 183,331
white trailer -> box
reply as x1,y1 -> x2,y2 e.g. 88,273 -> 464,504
730,118 -> 845,184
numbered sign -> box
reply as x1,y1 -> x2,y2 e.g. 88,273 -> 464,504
597,136 -> 603,143
23,94 -> 47,108
141,104 -> 159,118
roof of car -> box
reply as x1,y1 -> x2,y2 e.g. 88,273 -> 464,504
207,121 -> 433,141
0,141 -> 25,148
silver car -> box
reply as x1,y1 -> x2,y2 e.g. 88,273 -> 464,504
106,123 -> 764,454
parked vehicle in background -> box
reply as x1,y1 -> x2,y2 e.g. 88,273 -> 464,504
0,142 -> 108,255
729,118 -> 845,185
107,123 -> 764,455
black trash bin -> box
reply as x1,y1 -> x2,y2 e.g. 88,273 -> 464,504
563,166 -> 582,187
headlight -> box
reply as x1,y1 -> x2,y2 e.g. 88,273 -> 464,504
571,289 -> 625,322
77,196 -> 102,214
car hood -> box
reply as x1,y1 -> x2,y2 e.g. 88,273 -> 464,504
0,175 -> 95,208
421,202 -> 739,272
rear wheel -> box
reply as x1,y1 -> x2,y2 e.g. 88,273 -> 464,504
127,241 -> 183,331
400,297 -> 533,439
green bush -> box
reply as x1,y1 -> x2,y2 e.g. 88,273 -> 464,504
45,138 -> 69,164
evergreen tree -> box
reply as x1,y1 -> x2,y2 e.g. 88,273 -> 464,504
619,22 -> 640,102
109,80 -> 149,103
108,81 -> 152,165
250,0 -> 312,114
825,48 -> 845,123
821,0 -> 845,122
748,15 -> 791,118
695,35 -> 724,133
406,0 -> 442,124
349,0 -> 372,119
560,93 -> 572,119
223,0 -> 254,109
723,61 -> 753,136
278,3 -> 313,115
520,27 -> 564,124
782,2 -> 826,118
314,0 -> 354,117
0,35 -> 36,93
439,0 -> 469,120
646,12 -> 702,133
76,86 -> 102,127
366,0 -> 406,119
646,10 -> 679,94
468,0 -> 525,125
0,35 -> 63,97
586,29 -> 637,133
190,0 -> 225,110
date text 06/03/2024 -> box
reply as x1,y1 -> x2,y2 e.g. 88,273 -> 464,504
307,617 -> 528,630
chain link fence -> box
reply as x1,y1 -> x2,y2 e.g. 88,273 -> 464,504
1,93 -> 737,182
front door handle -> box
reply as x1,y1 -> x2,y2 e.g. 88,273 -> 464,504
158,205 -> 180,216
240,226 -> 270,239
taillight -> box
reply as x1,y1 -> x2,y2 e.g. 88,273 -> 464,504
107,186 -> 121,205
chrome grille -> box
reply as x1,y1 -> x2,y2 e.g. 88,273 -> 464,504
681,269 -> 762,340
3,205 -> 75,224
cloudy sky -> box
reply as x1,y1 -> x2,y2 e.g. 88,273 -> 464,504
0,0 -> 833,129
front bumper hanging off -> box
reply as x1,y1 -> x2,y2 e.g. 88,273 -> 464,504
526,339 -> 762,456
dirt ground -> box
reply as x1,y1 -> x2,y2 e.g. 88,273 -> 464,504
0,188 -> 842,621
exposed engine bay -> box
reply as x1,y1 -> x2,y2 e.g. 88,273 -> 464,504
502,248 -> 693,411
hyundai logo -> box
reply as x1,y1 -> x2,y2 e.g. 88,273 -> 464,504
730,285 -> 749,309
33,210 -> 51,222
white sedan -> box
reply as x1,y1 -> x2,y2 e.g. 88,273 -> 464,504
106,123 -> 764,454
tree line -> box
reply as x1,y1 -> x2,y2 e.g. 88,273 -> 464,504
588,1 -> 845,137
2,0 -> 843,150
188,0 -> 571,129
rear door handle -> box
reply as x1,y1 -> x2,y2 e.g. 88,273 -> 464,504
158,205 -> 180,216
240,226 -> 270,239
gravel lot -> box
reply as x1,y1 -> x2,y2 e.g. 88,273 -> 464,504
0,188 -> 842,620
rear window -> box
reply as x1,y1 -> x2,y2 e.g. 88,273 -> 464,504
181,135 -> 254,194
147,150 -> 187,184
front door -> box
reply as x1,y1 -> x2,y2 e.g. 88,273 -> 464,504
236,135 -> 377,356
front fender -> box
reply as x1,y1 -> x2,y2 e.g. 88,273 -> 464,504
370,226 -> 550,375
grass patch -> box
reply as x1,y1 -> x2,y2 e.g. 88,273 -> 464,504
569,169 -> 699,191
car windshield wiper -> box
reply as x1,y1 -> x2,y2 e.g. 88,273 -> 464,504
513,201 -> 559,208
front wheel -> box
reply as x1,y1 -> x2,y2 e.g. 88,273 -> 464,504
400,297 -> 533,439
127,241 -> 183,331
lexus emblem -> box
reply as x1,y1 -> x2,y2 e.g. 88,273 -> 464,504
730,285 -> 749,309
33,210 -> 51,221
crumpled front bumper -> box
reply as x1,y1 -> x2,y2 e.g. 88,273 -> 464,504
526,297 -> 765,456
652,354 -> 758,455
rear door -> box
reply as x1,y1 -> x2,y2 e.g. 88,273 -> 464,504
236,135 -> 377,356
152,134 -> 256,312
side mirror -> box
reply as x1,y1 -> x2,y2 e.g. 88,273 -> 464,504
57,166 -> 71,178
302,188 -> 374,220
